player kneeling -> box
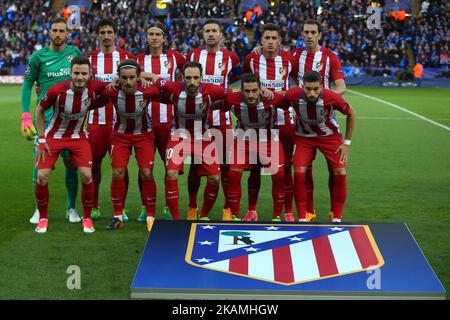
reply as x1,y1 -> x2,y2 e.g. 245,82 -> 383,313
34,57 -> 109,233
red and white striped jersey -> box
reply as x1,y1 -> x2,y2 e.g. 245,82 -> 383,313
87,48 -> 135,125
285,87 -> 351,137
222,92 -> 286,140
155,78 -> 227,140
41,80 -> 107,139
99,84 -> 161,135
136,50 -> 186,125
187,48 -> 242,127
243,51 -> 294,126
291,47 -> 344,88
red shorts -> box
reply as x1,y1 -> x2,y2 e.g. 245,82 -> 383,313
111,132 -> 155,169
36,137 -> 92,170
293,134 -> 345,171
153,123 -> 172,161
165,136 -> 220,176
209,124 -> 233,167
230,138 -> 284,174
87,124 -> 112,159
277,123 -> 295,167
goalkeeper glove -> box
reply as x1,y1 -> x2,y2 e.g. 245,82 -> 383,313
21,112 -> 37,140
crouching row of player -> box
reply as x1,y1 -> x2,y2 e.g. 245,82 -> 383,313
33,56 -> 355,234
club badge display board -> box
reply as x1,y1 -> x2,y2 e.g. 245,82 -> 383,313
131,221 -> 445,299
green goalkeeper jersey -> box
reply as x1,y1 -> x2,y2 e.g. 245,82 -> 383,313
23,45 -> 83,122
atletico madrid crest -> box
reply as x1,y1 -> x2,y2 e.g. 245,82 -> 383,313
185,223 -> 384,285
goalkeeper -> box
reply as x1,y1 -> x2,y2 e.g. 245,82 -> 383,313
21,17 -> 84,224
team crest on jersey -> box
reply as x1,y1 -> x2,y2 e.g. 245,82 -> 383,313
164,60 -> 171,69
67,55 -> 73,62
315,62 -> 323,72
218,62 -> 226,72
186,223 -> 384,285
279,67 -> 286,76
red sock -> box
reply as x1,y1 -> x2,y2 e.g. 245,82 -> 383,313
81,181 -> 94,219
305,165 -> 314,213
188,165 -> 200,208
92,160 -> 101,209
328,169 -> 335,212
294,172 -> 307,219
142,179 -> 156,217
332,175 -> 347,219
35,183 -> 49,220
272,170 -> 285,218
165,179 -> 180,220
199,182 -> 219,218
248,166 -> 261,211
138,174 -> 145,206
123,168 -> 129,208
221,165 -> 230,209
284,166 -> 293,212
228,170 -> 243,218
110,179 -> 125,216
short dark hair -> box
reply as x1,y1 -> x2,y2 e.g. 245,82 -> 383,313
241,73 -> 261,90
117,59 -> 141,76
70,56 -> 91,70
96,18 -> 117,34
302,71 -> 322,84
182,61 -> 203,76
50,17 -> 68,30
302,19 -> 322,33
262,23 -> 280,36
203,19 -> 222,32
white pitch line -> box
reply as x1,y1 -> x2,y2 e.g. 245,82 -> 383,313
347,89 -> 450,132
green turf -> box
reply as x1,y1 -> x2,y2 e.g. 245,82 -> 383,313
0,84 -> 448,299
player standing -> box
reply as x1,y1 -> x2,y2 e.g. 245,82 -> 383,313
185,19 -> 244,221
146,61 -> 228,221
95,60 -> 162,231
34,57 -> 108,233
243,23 -> 295,221
21,17 -> 84,225
218,73 -> 286,221
284,71 -> 355,223
136,22 -> 186,222
87,18 -> 135,222
291,19 -> 346,222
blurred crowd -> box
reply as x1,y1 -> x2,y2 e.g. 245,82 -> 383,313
0,0 -> 448,77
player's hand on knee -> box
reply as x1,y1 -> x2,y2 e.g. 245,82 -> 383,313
335,144 -> 348,164
36,139 -> 51,164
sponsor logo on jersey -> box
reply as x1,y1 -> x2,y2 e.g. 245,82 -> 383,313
202,75 -> 224,85
60,111 -> 87,120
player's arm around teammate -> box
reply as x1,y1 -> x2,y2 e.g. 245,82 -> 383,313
34,57 -> 107,234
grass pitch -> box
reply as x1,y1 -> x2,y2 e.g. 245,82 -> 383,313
0,85 -> 448,299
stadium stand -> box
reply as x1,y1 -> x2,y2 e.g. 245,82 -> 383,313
0,0 -> 448,80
